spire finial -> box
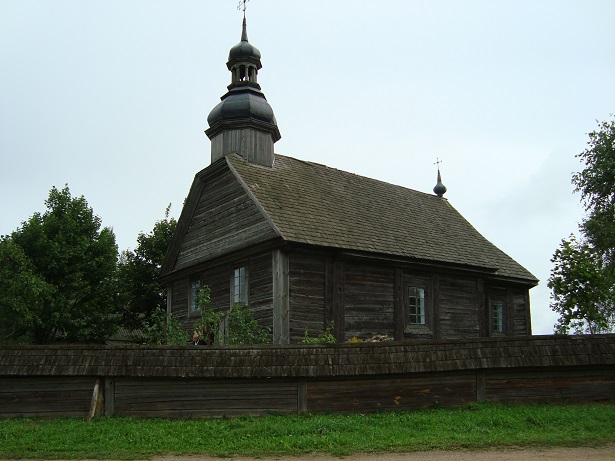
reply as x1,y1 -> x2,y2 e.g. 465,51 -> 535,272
237,0 -> 250,41
237,0 -> 249,19
433,158 -> 447,197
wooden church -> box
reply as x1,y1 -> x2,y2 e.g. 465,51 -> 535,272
160,17 -> 538,344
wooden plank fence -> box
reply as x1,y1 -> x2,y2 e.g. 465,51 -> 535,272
0,335 -> 613,418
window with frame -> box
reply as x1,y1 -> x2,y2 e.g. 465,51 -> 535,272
232,266 -> 248,305
492,302 -> 504,333
407,286 -> 426,325
190,279 -> 201,313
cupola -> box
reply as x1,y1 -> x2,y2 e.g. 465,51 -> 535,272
205,17 -> 281,168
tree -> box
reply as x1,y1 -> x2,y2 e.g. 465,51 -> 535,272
572,117 -> 615,267
549,235 -> 614,334
117,204 -> 177,333
549,117 -> 615,334
0,236 -> 50,343
11,186 -> 119,343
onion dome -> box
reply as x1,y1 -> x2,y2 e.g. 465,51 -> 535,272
207,86 -> 278,130
433,168 -> 447,197
228,18 -> 261,64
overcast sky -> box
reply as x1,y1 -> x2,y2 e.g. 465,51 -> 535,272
1,1 -> 614,335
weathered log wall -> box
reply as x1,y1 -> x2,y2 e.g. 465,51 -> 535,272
1,335 -> 613,418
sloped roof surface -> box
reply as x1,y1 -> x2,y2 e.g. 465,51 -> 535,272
228,154 -> 537,283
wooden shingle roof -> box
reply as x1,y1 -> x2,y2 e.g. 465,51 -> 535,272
1,335 -> 613,378
228,154 -> 537,283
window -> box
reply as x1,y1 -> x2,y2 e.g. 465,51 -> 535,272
492,302 -> 504,332
407,286 -> 426,325
233,266 -> 248,305
190,279 -> 201,313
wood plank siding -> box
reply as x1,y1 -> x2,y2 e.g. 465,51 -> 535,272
307,371 -> 477,413
484,366 -> 615,403
173,163 -> 277,272
288,252 -> 327,343
114,378 -> 297,418
0,376 -> 95,418
438,275 -> 481,339
343,263 -> 395,341
173,248 -> 534,343
172,252 -> 274,335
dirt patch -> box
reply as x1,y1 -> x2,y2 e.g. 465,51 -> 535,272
153,444 -> 615,461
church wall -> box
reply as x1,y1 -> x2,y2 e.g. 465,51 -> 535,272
484,284 -> 532,337
429,275 -> 480,339
170,247 -> 531,344
247,252 -> 274,328
511,288 -> 531,336
288,252 -> 327,343
174,165 -> 277,272
343,262 -> 395,341
169,251 -> 274,342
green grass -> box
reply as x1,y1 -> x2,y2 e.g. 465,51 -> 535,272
0,403 -> 613,459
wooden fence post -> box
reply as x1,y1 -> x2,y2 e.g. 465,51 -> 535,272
104,377 -> 115,416
476,370 -> 485,402
88,378 -> 102,420
297,378 -> 308,414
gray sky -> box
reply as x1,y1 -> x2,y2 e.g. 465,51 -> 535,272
1,1 -> 614,335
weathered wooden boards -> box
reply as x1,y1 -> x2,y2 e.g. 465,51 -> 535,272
0,335 -> 613,417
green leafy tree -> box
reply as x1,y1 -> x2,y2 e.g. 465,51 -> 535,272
548,236 -> 614,334
11,186 -> 119,343
572,117 -> 615,267
549,117 -> 615,334
117,205 -> 177,332
0,237 -> 50,343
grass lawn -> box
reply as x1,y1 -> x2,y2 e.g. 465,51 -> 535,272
0,402 -> 613,459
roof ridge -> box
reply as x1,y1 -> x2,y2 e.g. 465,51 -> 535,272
273,153 -> 441,200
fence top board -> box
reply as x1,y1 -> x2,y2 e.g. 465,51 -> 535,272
1,335 -> 613,379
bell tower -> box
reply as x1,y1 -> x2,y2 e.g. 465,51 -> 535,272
205,16 -> 281,167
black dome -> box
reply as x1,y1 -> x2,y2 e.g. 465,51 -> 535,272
228,39 -> 261,62
207,86 -> 277,128
227,18 -> 262,67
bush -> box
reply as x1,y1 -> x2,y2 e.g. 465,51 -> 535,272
141,307 -> 188,345
224,303 -> 271,345
300,321 -> 336,345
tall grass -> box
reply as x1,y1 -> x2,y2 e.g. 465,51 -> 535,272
0,403 -> 613,459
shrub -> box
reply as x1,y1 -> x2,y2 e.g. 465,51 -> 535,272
141,307 -> 188,345
224,303 -> 271,345
300,321 -> 336,345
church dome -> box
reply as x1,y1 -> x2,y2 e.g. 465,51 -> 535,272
207,86 -> 277,128
227,17 -> 262,68
228,39 -> 261,63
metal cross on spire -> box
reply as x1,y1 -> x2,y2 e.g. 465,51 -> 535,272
237,0 -> 250,18
434,157 -> 443,171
